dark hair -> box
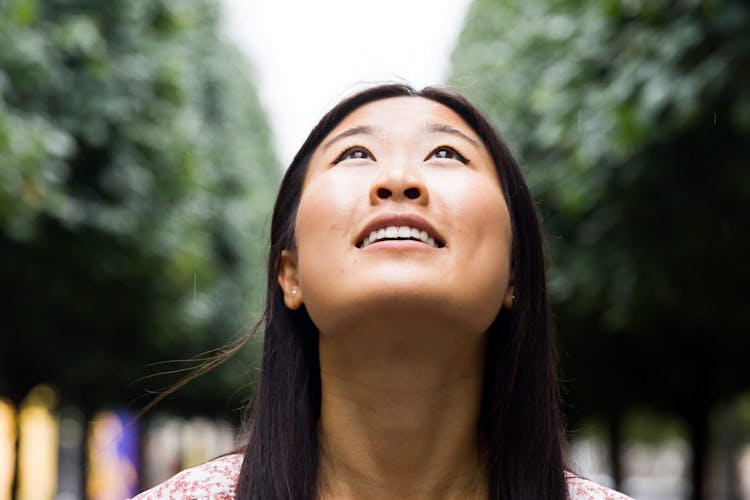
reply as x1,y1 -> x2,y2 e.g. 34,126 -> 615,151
235,84 -> 568,499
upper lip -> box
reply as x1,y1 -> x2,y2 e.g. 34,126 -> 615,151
355,213 -> 445,248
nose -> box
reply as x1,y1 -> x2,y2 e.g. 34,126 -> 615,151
369,165 -> 429,206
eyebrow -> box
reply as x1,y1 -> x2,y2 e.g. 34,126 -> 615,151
321,125 -> 378,151
425,123 -> 481,148
319,122 -> 481,151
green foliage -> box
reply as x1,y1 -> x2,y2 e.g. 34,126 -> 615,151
451,0 -> 750,424
0,0 -> 279,417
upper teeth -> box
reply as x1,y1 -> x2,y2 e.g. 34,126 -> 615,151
361,226 -> 438,248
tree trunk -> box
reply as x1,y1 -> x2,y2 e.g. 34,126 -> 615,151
689,407 -> 710,500
606,411 -> 623,491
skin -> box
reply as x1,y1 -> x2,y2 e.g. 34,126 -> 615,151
278,97 -> 514,499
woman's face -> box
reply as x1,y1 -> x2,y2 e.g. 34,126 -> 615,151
281,97 -> 513,337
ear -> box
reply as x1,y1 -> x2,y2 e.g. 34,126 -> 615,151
278,249 -> 304,310
503,285 -> 515,310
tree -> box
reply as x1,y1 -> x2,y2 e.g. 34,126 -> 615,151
0,0 -> 279,419
450,1 -> 750,498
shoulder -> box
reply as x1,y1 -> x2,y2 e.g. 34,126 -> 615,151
566,473 -> 633,500
130,453 -> 243,500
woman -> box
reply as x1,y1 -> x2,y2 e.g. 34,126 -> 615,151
133,84 -> 631,499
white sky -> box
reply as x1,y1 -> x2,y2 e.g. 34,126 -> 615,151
219,0 -> 472,167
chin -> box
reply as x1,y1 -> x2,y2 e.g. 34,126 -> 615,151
305,284 -> 502,338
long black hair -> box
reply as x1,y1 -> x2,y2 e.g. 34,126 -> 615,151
235,84 -> 568,499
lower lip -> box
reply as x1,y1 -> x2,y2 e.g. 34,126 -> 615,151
359,240 -> 439,251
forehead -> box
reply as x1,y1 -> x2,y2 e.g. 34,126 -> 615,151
326,96 -> 480,141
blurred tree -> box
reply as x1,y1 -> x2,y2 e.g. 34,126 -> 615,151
450,0 -> 750,498
0,0 -> 279,419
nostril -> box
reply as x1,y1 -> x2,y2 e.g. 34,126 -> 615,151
404,187 -> 420,200
377,187 -> 392,199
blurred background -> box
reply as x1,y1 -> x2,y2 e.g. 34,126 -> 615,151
0,0 -> 747,499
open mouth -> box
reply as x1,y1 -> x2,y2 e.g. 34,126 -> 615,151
357,225 -> 445,249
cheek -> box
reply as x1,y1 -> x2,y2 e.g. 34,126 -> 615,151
473,189 -> 511,258
297,176 -> 343,242
446,174 -> 511,253
475,185 -> 512,265
451,179 -> 513,311
294,175 -> 360,286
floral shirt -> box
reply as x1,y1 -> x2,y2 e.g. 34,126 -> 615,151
131,453 -> 633,499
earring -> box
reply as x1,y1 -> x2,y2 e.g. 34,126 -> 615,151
290,289 -> 297,297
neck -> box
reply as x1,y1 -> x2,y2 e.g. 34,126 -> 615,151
316,322 -> 487,500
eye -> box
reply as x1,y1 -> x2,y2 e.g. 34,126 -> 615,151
333,146 -> 375,164
426,146 -> 469,164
